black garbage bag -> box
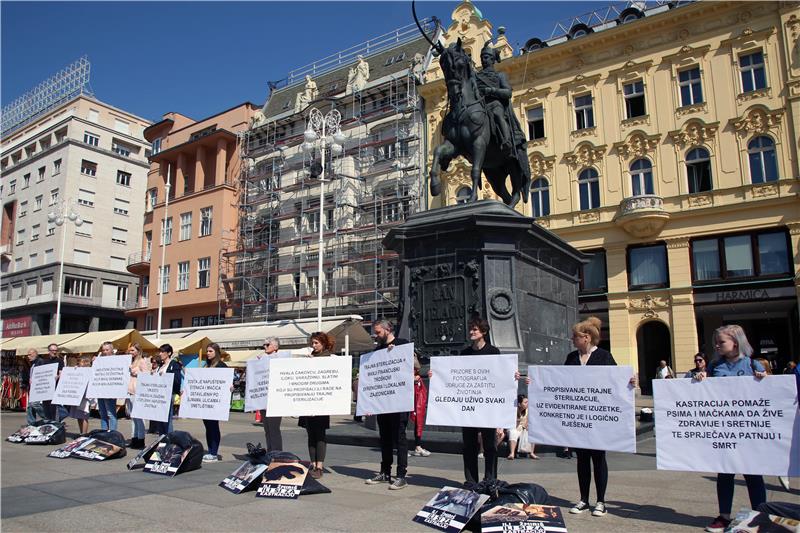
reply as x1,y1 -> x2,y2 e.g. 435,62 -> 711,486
164,431 -> 203,474
72,429 -> 127,460
241,443 -> 331,495
465,480 -> 550,531
24,421 -> 66,445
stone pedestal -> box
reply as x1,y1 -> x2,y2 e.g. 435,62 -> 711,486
384,200 -> 587,366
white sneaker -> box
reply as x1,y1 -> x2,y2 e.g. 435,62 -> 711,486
591,502 -> 607,517
478,452 -> 484,459
202,453 -> 219,463
417,447 -> 431,457
570,501 -> 590,514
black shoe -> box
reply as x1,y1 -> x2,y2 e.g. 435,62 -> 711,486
129,438 -> 145,450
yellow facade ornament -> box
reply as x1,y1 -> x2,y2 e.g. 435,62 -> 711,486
732,106 -> 784,136
614,131 -> 661,160
668,120 -> 718,149
529,152 -> 555,177
564,142 -> 606,169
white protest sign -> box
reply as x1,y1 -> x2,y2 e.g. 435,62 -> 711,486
356,344 -> 415,416
29,364 -> 59,403
131,372 -> 174,423
86,355 -> 131,399
527,366 -> 636,453
266,356 -> 352,417
179,368 -> 234,421
426,354 -> 517,428
52,367 -> 91,406
244,351 -> 292,413
654,375 -> 799,476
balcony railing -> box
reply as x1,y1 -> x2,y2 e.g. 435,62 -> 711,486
123,296 -> 149,310
618,194 -> 664,216
615,194 -> 669,238
127,250 -> 151,266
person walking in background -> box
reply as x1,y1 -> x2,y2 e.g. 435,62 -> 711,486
201,343 -> 229,463
409,357 -> 430,458
256,336 -> 283,452
507,394 -> 538,460
96,342 -> 120,432
685,353 -> 708,379
696,325 -> 768,533
654,359 -> 676,380
299,332 -> 335,479
154,344 -> 182,435
126,343 -> 150,449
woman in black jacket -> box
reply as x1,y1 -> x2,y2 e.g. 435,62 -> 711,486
299,332 -> 335,479
201,343 -> 228,463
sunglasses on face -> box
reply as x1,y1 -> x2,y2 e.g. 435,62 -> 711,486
694,359 -> 704,362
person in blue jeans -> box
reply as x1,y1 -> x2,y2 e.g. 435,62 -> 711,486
200,343 -> 228,463
696,325 -> 768,533
96,341 -> 121,431
23,349 -> 48,424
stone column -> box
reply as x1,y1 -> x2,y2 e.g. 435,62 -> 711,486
665,237 -> 698,371
604,244 -> 633,365
195,145 -> 206,189
789,223 -> 800,335
215,138 -> 228,186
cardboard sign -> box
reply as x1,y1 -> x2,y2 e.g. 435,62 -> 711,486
29,364 -> 59,403
426,354 -> 517,429
49,436 -> 91,459
220,461 -> 269,494
256,461 -> 309,499
144,442 -> 191,476
87,355 -> 132,399
52,367 -> 91,407
244,351 -> 291,413
481,504 -> 568,533
131,372 -> 174,423
654,375 -> 800,476
527,365 -> 636,453
127,435 -> 167,470
356,344 -> 415,416
266,356 -> 352,417
413,486 -> 489,533
728,509 -> 799,532
72,439 -> 123,461
179,368 -> 234,422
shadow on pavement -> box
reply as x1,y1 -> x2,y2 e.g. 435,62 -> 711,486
606,500 -> 711,528
331,464 -> 461,489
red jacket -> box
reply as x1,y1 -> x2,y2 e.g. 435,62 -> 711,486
410,377 -> 428,437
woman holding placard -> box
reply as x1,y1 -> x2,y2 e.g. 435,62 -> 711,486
96,341 -> 120,432
299,332 -> 335,480
201,343 -> 229,463
126,343 -> 150,450
696,325 -> 767,533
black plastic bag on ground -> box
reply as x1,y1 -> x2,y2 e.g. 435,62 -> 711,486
164,431 -> 203,474
466,480 -> 550,531
242,443 -> 331,495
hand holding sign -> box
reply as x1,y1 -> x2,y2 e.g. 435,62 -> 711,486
87,355 -> 132,399
52,366 -> 91,406
179,368 -> 234,421
29,364 -> 59,403
356,344 -> 415,416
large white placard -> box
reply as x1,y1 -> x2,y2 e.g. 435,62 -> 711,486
266,356 -> 352,417
29,364 -> 59,403
52,367 -> 91,406
179,368 -> 234,421
356,344 -> 415,416
131,372 -> 174,423
527,365 -> 636,453
244,351 -> 292,413
86,355 -> 132,399
426,354 -> 517,429
654,375 -> 799,476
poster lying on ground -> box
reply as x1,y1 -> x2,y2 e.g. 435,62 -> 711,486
131,372 -> 173,423
28,364 -> 59,403
144,442 -> 191,476
220,462 -> 269,494
653,375 -> 800,476
727,509 -> 799,533
52,367 -> 91,406
426,354 -> 517,429
244,351 -> 292,413
127,435 -> 166,470
356,344 -> 415,416
49,436 -> 91,459
86,355 -> 131,399
481,504 -> 568,533
527,365 -> 636,453
72,439 -> 123,461
413,486 -> 489,533
256,461 -> 309,499
266,356 -> 352,417
179,368 -> 234,422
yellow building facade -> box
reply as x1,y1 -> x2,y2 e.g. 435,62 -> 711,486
420,0 -> 800,392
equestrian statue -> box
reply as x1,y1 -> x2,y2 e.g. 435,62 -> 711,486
413,2 -> 531,208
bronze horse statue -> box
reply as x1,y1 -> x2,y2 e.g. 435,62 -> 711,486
413,3 -> 531,208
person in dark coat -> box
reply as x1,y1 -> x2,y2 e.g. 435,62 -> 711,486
200,343 -> 229,463
299,332 -> 335,480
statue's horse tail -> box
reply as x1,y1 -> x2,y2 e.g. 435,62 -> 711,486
412,1 -> 443,55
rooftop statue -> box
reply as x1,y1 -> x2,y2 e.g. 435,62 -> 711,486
346,55 -> 370,95
294,75 -> 318,113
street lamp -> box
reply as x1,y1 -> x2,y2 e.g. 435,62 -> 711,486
47,201 -> 83,335
301,107 -> 346,331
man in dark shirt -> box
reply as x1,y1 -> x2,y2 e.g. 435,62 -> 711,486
365,320 -> 411,490
43,343 -> 66,421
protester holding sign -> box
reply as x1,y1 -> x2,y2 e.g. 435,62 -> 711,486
696,325 -> 767,533
96,342 -> 120,432
199,343 -> 230,463
256,336 -> 283,452
23,349 -> 47,424
126,343 -> 151,450
69,356 -> 93,434
298,332 -> 335,480
154,344 -> 182,435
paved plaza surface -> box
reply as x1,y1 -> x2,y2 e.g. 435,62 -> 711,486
1,411 -> 796,532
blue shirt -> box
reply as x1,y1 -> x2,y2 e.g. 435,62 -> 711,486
708,356 -> 764,377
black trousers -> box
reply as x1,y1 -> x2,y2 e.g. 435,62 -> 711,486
259,412 -> 283,452
575,448 -> 608,503
462,427 -> 497,485
305,418 -> 327,463
377,413 -> 408,478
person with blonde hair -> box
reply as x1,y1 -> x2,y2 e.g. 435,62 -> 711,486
126,343 -> 151,449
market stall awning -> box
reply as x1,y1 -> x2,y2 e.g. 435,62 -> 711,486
225,349 -> 262,366
59,329 -> 157,354
145,335 -> 211,355
2,333 -> 88,356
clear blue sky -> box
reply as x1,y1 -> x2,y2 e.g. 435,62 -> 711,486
2,1 -> 604,124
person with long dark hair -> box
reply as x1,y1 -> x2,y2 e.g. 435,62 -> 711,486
201,343 -> 228,463
685,352 -> 708,379
299,332 -> 335,479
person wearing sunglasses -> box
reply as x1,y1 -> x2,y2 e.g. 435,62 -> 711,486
685,352 -> 708,379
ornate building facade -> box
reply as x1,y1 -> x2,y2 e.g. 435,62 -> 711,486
420,0 -> 800,391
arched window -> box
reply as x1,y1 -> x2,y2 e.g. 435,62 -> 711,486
456,186 -> 472,204
748,136 -> 778,183
630,159 -> 654,196
578,168 -> 600,210
686,148 -> 712,193
531,177 -> 550,217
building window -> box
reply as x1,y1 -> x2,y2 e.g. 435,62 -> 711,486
80,160 -> 97,176
678,67 -> 703,106
116,171 -> 132,187
628,244 -> 668,289
198,257 -> 211,288
37,167 -> 45,182
73,249 -> 90,265
747,136 -> 778,184
455,187 -> 472,204
111,227 -> 127,244
145,232 -> 152,257
16,229 -> 25,245
45,249 -> 54,263
46,221 -> 55,236
50,189 -> 59,206
177,261 -> 190,291
75,220 -> 93,237
23,174 -> 30,188
200,207 -> 212,236
158,265 -> 170,294
64,277 -> 93,298
162,217 -> 173,245
691,238 -> 720,281
580,250 -> 607,293
112,142 -> 131,157
686,148 -> 712,193
18,201 -> 27,218
623,80 -> 646,119
180,212 -> 192,241
83,132 -> 100,146
147,188 -> 157,211
305,211 -> 320,233
113,198 -> 129,216
293,272 -> 301,297
531,177 -> 550,217
77,188 -> 95,207
630,159 -> 654,196
144,315 -> 154,330
739,50 -> 766,93
31,225 -> 40,241
53,159 -> 61,175
578,168 -> 600,210
34,195 -> 43,211
526,106 -> 545,140
574,94 -> 594,130
169,319 -> 183,329
151,138 -> 162,155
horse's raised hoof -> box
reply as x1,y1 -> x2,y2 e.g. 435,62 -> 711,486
430,177 -> 441,197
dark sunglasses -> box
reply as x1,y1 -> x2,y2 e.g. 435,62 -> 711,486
694,358 -> 704,362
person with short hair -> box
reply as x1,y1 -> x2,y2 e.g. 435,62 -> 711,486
22,349 -> 47,424
299,332 -> 335,479
257,336 -> 283,452
96,341 -> 120,432
154,344 -> 182,435
654,360 -> 676,380
46,343 -> 68,422
201,343 -> 229,462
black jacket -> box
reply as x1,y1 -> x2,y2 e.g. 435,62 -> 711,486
461,343 -> 501,355
166,360 -> 183,395
564,347 -> 616,366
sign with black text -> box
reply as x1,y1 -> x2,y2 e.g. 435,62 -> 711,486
220,461 -> 268,494
144,442 -> 191,476
481,504 -> 568,533
127,435 -> 166,470
244,351 -> 291,412
72,439 -> 123,461
179,368 -> 234,421
413,486 -> 489,533
28,364 -> 59,403
87,355 -> 131,399
256,461 -> 309,499
356,344 -> 414,416
49,436 -> 91,459
654,375 -> 799,476
266,356 -> 352,417
52,367 -> 91,407
131,372 -> 173,423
